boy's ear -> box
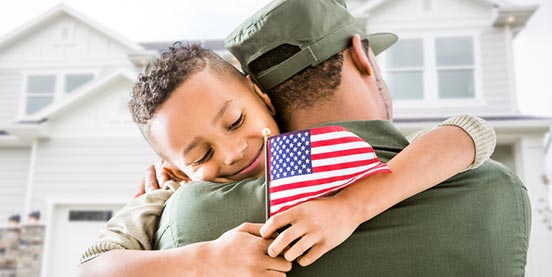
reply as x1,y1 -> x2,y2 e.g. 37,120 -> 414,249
247,75 -> 276,116
350,34 -> 373,76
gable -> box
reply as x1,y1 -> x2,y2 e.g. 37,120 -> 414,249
0,14 -> 133,66
358,0 -> 493,31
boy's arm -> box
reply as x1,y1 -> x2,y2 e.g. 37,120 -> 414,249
80,181 -> 179,264
261,115 -> 496,266
408,114 -> 496,170
77,223 -> 292,276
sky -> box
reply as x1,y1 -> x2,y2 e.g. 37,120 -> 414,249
0,0 -> 550,117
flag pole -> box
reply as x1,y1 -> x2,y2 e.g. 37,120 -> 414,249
262,128 -> 271,221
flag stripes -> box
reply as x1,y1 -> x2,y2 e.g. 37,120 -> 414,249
267,126 -> 391,217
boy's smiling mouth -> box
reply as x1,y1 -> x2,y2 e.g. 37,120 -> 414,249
228,145 -> 264,180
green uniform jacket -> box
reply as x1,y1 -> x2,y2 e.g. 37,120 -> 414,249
155,120 -> 530,277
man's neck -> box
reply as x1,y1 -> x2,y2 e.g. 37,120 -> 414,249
285,94 -> 386,131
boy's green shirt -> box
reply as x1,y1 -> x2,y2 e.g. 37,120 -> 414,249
155,120 -> 530,276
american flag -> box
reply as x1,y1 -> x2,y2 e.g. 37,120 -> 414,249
266,126 -> 391,217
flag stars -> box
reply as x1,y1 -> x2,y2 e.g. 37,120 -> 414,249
268,130 -> 312,180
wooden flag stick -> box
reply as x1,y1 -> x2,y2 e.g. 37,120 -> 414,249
262,128 -> 271,221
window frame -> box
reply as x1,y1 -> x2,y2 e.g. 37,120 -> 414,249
19,70 -> 98,116
378,31 -> 484,108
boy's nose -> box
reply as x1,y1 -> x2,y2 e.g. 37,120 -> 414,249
222,141 -> 246,166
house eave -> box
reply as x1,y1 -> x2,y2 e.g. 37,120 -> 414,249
0,122 -> 50,145
394,115 -> 552,134
492,4 -> 538,33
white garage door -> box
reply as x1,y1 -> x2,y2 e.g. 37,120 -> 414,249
43,203 -> 123,277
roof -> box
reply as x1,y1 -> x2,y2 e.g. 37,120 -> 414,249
0,3 -> 145,52
140,39 -> 226,53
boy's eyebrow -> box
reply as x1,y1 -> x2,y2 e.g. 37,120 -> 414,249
213,100 -> 234,125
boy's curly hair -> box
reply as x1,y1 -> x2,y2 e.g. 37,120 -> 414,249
129,43 -> 243,125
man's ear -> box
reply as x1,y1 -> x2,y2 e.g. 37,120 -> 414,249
246,75 -> 276,116
351,34 -> 373,76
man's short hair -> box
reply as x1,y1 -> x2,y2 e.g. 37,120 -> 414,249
249,44 -> 344,128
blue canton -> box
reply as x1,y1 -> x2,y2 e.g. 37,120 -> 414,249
269,130 -> 313,180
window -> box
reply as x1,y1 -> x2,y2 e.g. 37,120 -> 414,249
385,39 -> 424,100
26,75 -> 56,114
435,37 -> 475,99
68,210 -> 113,222
23,72 -> 95,115
382,35 -> 478,103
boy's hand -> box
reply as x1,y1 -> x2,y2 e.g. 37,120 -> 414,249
260,196 -> 359,266
203,223 -> 292,276
133,159 -> 190,198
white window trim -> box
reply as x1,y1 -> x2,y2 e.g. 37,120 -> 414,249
18,70 -> 99,117
378,30 -> 484,108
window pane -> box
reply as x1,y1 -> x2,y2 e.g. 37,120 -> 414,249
26,96 -> 54,114
27,75 -> 56,94
69,210 -> 113,222
436,37 -> 474,66
388,71 -> 424,100
438,69 -> 474,99
65,74 -> 94,93
386,39 -> 424,68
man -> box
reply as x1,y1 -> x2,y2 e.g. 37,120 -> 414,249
154,0 -> 530,275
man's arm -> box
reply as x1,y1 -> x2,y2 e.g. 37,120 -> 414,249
261,115 -> 496,266
77,223 -> 291,276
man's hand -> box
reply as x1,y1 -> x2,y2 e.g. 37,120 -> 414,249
201,223 -> 292,276
260,196 -> 359,267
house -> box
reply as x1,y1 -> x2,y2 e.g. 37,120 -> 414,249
0,4 -> 162,276
349,0 -> 552,275
0,0 -> 549,276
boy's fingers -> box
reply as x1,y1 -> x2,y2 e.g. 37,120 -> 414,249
236,222 -> 264,237
133,179 -> 146,198
261,213 -> 290,238
268,226 -> 304,258
283,235 -> 315,262
297,244 -> 324,267
144,165 -> 160,192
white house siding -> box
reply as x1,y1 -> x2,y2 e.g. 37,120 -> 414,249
0,70 -> 22,123
478,27 -> 515,114
0,14 -> 133,67
28,137 -> 154,221
0,147 -> 30,222
515,135 -> 552,276
362,0 -> 517,118
22,74 -> 154,221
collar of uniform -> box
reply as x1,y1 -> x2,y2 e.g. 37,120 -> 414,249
310,120 -> 409,152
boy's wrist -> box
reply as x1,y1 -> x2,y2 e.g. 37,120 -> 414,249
336,173 -> 397,226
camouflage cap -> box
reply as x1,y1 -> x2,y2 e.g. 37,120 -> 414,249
225,0 -> 398,91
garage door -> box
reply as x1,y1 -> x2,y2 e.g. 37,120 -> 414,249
43,203 -> 123,277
